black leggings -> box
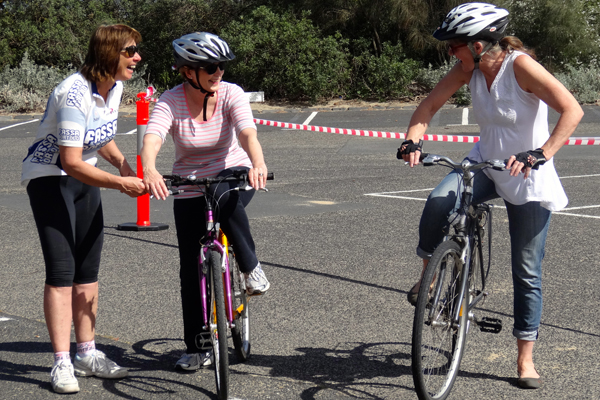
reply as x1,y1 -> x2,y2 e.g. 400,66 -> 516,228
27,176 -> 103,287
173,168 -> 258,353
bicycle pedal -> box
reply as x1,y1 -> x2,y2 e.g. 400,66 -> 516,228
478,317 -> 502,334
194,332 -> 213,350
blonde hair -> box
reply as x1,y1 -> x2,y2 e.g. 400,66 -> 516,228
80,24 -> 142,83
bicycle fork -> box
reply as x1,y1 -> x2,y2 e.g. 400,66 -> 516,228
199,242 -> 235,328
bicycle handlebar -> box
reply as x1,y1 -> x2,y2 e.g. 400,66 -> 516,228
163,171 -> 274,190
419,153 -> 546,172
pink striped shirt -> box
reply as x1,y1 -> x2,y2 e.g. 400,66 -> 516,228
145,82 -> 255,198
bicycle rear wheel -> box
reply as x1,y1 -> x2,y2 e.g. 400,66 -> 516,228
230,250 -> 251,361
412,240 -> 469,400
208,250 -> 229,400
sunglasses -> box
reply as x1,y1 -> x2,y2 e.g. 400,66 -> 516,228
121,45 -> 139,58
446,42 -> 468,55
198,62 -> 226,74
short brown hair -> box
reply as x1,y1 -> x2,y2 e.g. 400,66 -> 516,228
80,24 -> 142,83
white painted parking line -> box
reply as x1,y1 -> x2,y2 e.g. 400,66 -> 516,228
553,211 -> 600,219
282,111 -> 318,131
366,188 -> 434,194
0,119 -> 39,131
302,111 -> 318,126
118,128 -> 137,135
365,187 -> 600,219
0,317 -> 13,322
560,174 -> 600,179
561,205 -> 600,211
447,107 -> 478,126
365,193 -> 428,201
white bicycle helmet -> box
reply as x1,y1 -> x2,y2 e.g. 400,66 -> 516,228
433,2 -> 509,43
173,32 -> 235,69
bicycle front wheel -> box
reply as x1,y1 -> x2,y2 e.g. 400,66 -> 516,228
230,250 -> 251,361
412,240 -> 469,400
208,250 -> 230,400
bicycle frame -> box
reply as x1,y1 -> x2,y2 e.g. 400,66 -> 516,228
198,194 -> 236,330
423,156 -> 498,328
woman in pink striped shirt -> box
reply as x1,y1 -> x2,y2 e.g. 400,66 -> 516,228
141,32 -> 270,371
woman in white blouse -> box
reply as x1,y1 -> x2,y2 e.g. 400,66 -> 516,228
399,3 -> 583,389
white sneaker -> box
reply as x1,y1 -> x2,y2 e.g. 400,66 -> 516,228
51,360 -> 80,394
73,350 -> 128,379
175,351 -> 213,371
244,264 -> 270,294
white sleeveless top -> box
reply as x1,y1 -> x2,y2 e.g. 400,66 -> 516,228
467,50 -> 568,211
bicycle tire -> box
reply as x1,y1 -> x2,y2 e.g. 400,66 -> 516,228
412,240 -> 469,400
230,250 -> 251,361
208,250 -> 230,400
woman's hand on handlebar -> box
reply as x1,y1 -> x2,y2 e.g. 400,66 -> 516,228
143,167 -> 170,200
397,139 -> 424,167
506,148 -> 546,179
119,177 -> 147,198
249,163 -> 268,190
505,155 -> 531,179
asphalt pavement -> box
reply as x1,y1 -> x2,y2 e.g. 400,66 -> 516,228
0,104 -> 599,399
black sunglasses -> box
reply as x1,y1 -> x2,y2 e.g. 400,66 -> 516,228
198,62 -> 226,74
121,45 -> 139,58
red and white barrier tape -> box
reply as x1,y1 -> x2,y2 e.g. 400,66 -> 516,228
253,118 -> 600,145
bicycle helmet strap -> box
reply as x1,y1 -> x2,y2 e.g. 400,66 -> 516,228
468,41 -> 495,70
186,68 -> 215,121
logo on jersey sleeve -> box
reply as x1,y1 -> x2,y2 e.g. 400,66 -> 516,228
59,128 -> 80,142
29,135 -> 59,165
66,80 -> 88,109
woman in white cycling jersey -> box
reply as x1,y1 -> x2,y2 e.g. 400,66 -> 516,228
141,32 -> 270,371
22,24 -> 146,394
399,3 -> 583,389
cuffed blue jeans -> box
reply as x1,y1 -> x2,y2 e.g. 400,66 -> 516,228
417,167 -> 551,341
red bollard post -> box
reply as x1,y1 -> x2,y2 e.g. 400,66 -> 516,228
117,92 -> 169,231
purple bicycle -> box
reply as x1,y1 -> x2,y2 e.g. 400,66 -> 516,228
163,170 -> 273,400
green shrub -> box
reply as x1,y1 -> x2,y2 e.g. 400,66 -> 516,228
555,64 -> 600,104
349,39 -> 420,100
415,61 -> 471,106
222,6 -> 350,102
0,53 -> 155,113
0,0 -> 117,71
0,52 -> 73,113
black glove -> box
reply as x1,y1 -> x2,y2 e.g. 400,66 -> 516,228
397,139 -> 424,159
513,148 -> 546,170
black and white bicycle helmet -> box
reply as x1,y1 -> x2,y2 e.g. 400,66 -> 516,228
433,3 -> 509,69
173,32 -> 235,70
433,2 -> 509,43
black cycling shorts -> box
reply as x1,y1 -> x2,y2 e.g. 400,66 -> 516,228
27,176 -> 103,287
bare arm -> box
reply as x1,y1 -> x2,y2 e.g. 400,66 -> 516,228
60,145 -> 145,197
140,133 -> 169,200
507,55 -> 584,178
403,62 -> 472,166
238,127 -> 267,190
97,140 -> 136,177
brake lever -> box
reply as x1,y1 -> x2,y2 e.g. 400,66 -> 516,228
237,185 -> 269,192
